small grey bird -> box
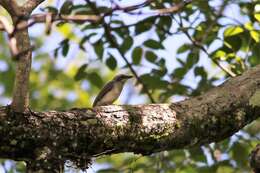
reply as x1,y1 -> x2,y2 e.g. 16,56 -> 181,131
92,74 -> 133,107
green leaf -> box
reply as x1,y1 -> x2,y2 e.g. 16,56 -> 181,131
230,142 -> 249,168
224,26 -> 244,37
194,66 -> 207,78
60,1 -> 73,14
152,68 -> 167,77
145,51 -> 157,63
120,37 -> 133,53
173,67 -> 187,79
79,36 -> 88,51
216,166 -> 234,173
224,35 -> 242,51
249,44 -> 260,66
143,39 -> 164,49
106,55 -> 117,70
177,44 -> 191,54
132,47 -> 142,65
94,41 -> 104,59
140,74 -> 168,89
87,72 -> 103,88
74,64 -> 88,81
189,147 -> 207,162
186,51 -> 199,68
135,17 -> 156,35
61,40 -> 69,57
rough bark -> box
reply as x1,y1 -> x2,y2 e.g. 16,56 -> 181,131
0,64 -> 260,170
10,26 -> 31,112
0,0 -> 45,113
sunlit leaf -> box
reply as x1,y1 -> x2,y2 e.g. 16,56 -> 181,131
250,30 -> 260,42
255,13 -> 260,22
224,26 -> 244,37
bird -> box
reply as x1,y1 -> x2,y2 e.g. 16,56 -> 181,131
92,74 -> 133,107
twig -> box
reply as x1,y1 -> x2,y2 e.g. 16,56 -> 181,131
0,0 -> 191,33
156,0 -> 192,15
200,0 -> 229,44
174,14 -> 236,77
0,13 -> 102,32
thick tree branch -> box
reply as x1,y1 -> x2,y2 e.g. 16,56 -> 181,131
0,64 -> 260,170
22,0 -> 46,13
10,18 -> 32,112
0,0 -> 20,16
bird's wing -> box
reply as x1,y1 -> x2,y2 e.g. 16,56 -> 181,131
93,81 -> 114,107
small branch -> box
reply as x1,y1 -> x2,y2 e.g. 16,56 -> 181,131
0,13 -> 102,32
175,15 -> 236,77
200,0 -> 229,44
156,0 -> 192,15
23,0 -> 46,13
106,0 -> 152,13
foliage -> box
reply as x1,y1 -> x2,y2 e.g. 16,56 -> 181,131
0,0 -> 259,172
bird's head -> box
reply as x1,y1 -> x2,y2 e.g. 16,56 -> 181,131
113,74 -> 133,82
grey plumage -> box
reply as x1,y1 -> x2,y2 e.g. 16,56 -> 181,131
92,74 -> 132,107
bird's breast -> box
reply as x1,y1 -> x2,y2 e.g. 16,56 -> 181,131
100,82 -> 124,104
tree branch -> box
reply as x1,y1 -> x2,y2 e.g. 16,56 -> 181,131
174,14 -> 237,77
22,0 -> 46,13
0,13 -> 101,32
10,18 -> 32,112
0,0 -> 20,16
1,64 -> 260,170
156,0 -> 192,15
